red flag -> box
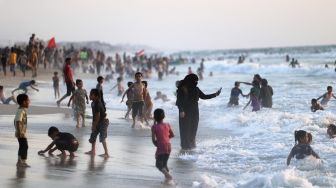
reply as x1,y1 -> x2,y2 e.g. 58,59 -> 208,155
136,49 -> 145,57
47,37 -> 56,48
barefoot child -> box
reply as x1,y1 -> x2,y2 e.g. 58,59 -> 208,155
151,108 -> 174,184
121,81 -> 133,119
38,126 -> 79,158
14,94 -> 30,167
67,79 -> 89,128
85,89 -> 109,158
287,130 -> 320,165
52,71 -> 60,99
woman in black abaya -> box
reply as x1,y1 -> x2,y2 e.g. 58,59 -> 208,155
176,74 -> 221,149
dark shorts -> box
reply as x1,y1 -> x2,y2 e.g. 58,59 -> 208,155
132,101 -> 144,118
89,118 -> 109,143
155,154 -> 170,171
10,64 -> 15,72
55,139 -> 79,152
66,81 -> 75,96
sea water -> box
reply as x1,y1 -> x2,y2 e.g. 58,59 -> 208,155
29,46 -> 336,187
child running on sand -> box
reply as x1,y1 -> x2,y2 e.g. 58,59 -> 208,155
12,80 -> 39,94
0,85 -> 16,104
151,108 -> 174,184
228,81 -> 247,107
38,126 -> 79,158
243,80 -> 261,111
316,86 -> 336,106
121,81 -> 133,119
311,98 -> 324,112
14,94 -> 30,167
52,71 -> 60,99
287,130 -> 320,165
85,89 -> 109,158
67,79 -> 89,128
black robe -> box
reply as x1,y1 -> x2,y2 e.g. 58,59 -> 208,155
176,86 -> 217,149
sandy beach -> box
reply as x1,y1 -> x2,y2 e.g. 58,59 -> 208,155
0,67 -> 227,188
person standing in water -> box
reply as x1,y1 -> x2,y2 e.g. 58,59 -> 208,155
316,86 -> 336,106
259,79 -> 273,108
176,74 -> 221,149
244,80 -> 261,111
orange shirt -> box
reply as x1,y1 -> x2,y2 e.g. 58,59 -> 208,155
9,52 -> 17,65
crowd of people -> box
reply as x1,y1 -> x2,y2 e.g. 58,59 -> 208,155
3,34 -> 336,185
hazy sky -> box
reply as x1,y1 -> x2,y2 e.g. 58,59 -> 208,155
1,0 -> 336,50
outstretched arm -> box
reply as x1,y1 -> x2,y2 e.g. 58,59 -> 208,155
316,93 -> 326,101
30,85 -> 39,92
239,81 -> 252,85
38,141 -> 56,155
333,94 -> 336,99
199,87 -> 221,100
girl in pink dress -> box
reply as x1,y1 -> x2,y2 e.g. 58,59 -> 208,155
151,108 -> 174,184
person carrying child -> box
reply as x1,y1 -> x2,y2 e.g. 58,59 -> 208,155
151,108 -> 174,184
287,130 -> 320,165
14,94 -> 31,168
38,126 -> 79,158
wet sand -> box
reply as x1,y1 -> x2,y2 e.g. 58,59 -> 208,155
0,107 -> 224,188
0,68 -> 228,188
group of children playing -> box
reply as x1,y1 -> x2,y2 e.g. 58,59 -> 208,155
227,74 -> 273,112
12,71 -> 175,184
